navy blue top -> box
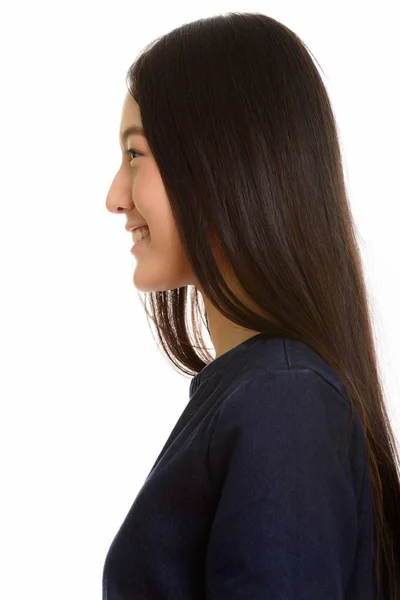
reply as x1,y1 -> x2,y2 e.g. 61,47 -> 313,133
102,334 -> 374,599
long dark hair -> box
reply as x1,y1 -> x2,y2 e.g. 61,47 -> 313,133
124,12 -> 400,598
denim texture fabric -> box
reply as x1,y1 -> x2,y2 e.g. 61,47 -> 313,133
102,335 -> 374,599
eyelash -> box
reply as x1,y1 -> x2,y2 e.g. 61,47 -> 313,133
125,148 -> 142,163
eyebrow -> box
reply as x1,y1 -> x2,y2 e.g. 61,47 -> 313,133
120,125 -> 146,144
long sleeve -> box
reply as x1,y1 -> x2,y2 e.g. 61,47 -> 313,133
205,368 -> 368,599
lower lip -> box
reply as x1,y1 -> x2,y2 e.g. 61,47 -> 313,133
130,234 -> 150,254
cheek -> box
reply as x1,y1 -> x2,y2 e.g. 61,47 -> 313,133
146,201 -> 176,241
150,222 -> 187,263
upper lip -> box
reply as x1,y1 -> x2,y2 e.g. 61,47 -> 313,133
125,222 -> 149,232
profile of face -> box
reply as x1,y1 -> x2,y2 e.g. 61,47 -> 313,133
105,93 -> 271,355
105,92 -> 198,293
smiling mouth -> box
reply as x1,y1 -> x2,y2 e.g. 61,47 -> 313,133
131,231 -> 150,253
132,226 -> 150,244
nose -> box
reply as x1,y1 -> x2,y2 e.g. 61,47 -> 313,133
105,169 -> 132,215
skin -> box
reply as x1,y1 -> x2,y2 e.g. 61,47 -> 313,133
105,91 -> 260,359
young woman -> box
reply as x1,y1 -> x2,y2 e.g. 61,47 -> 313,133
103,11 -> 399,599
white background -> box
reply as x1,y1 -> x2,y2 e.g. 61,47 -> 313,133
1,2 -> 399,599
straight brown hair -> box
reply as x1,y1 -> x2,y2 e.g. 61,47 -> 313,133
124,12 -> 400,598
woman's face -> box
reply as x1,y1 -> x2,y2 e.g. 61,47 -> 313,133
105,92 -> 263,358
105,91 -> 197,292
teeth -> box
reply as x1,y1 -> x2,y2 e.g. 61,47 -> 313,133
132,226 -> 149,243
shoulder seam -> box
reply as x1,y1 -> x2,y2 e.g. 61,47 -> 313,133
248,365 -> 351,413
282,338 -> 349,406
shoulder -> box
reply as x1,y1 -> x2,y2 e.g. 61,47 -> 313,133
215,366 -> 352,426
207,367 -> 360,486
204,366 -> 369,597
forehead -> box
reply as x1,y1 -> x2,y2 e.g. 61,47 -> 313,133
120,92 -> 141,128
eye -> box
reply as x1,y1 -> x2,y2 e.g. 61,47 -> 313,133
125,148 -> 142,164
